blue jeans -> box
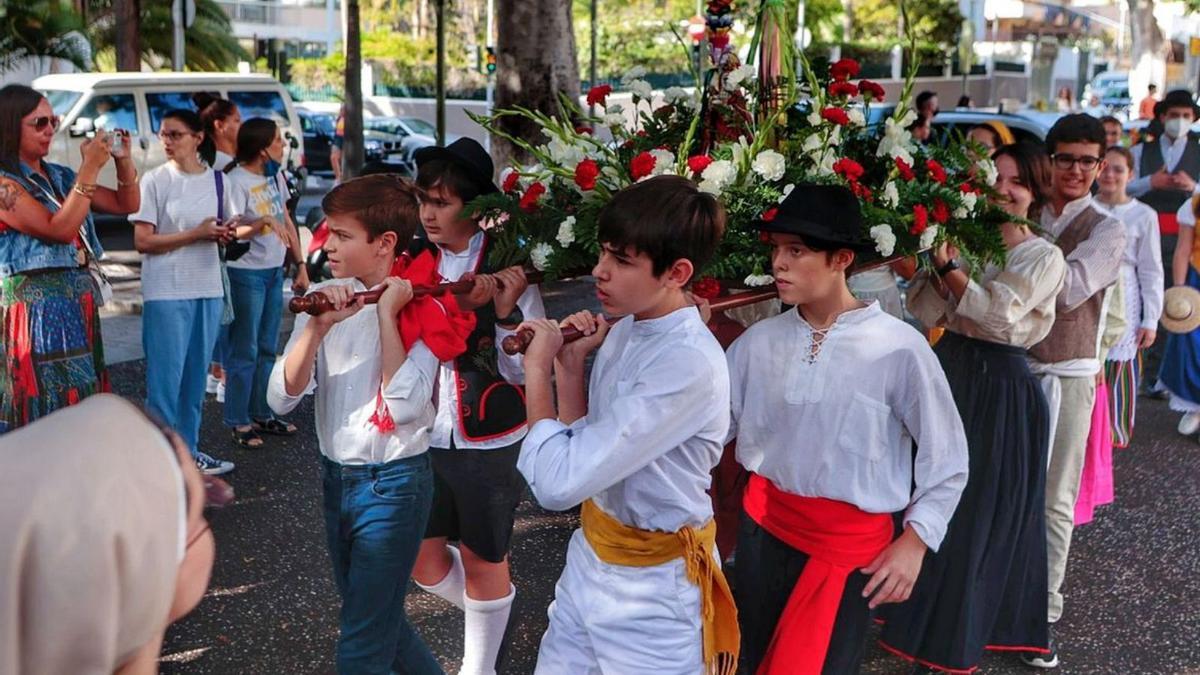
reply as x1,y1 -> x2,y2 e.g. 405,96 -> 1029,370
143,297 -> 223,456
223,266 -> 284,427
321,454 -> 442,675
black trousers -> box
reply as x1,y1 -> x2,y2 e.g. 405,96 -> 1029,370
735,513 -> 873,675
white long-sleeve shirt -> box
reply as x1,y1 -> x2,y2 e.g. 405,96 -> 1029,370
267,278 -> 440,465
430,231 -> 546,450
519,306 -> 730,533
726,302 -> 969,552
1106,198 -> 1165,330
1129,133 -> 1194,197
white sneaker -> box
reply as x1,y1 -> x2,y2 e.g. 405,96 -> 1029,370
206,374 -> 221,395
216,381 -> 225,403
1178,411 -> 1200,436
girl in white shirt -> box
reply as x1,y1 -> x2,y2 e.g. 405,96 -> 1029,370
129,109 -> 237,476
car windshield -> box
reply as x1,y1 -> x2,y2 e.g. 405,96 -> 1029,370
366,118 -> 406,135
40,90 -> 82,117
402,117 -> 437,136
312,114 -> 335,135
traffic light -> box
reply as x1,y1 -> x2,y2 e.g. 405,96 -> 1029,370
485,47 -> 496,75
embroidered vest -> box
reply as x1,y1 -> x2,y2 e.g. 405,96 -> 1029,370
1029,206 -> 1112,364
1138,132 -> 1200,215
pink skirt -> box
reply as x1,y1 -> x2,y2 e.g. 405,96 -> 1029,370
1075,380 -> 1115,526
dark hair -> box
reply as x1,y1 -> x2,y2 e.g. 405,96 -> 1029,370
993,142 -> 1052,220
1099,115 -> 1121,129
970,124 -> 1001,148
916,90 -> 938,111
321,174 -> 421,255
416,158 -> 485,204
1149,84 -> 1158,92
0,84 -> 47,177
194,93 -> 238,165
596,175 -> 725,278
956,95 -> 972,108
1105,145 -> 1135,171
907,113 -> 930,132
162,109 -> 216,166
1045,113 -> 1106,155
229,118 -> 279,173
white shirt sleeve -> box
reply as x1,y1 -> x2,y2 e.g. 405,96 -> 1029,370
1059,216 -> 1127,312
1135,208 -> 1166,328
954,245 -> 1067,340
268,311 -> 317,416
905,271 -> 948,331
495,285 -> 548,385
725,332 -> 749,445
382,341 -> 439,425
518,347 -> 721,511
1128,143 -> 1151,197
129,170 -> 161,227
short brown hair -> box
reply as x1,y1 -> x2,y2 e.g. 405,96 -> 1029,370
993,142 -> 1052,220
597,175 -> 725,278
1105,145 -> 1135,172
321,174 -> 421,254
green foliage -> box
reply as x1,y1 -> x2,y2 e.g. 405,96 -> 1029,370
69,0 -> 248,71
849,0 -> 963,47
0,0 -> 90,72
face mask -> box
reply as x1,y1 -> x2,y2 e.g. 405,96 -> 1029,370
1165,118 -> 1190,139
263,158 -> 281,177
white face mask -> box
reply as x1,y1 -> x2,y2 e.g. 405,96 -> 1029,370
1165,117 -> 1190,139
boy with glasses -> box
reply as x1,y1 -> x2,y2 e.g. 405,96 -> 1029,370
1022,114 -> 1126,668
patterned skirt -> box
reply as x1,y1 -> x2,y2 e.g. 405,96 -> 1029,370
1105,355 -> 1140,448
0,268 -> 109,433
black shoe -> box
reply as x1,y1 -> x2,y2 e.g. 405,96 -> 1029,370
1020,633 -> 1059,669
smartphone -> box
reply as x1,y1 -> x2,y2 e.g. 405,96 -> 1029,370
109,129 -> 129,159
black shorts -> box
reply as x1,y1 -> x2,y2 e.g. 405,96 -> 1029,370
423,441 -> 525,562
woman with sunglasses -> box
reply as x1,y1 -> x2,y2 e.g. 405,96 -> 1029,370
0,84 -> 139,433
0,394 -> 215,674
129,108 -> 239,477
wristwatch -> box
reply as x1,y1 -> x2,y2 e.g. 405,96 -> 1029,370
496,306 -> 524,327
935,259 -> 960,277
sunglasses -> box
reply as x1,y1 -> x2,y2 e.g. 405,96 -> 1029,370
25,115 -> 61,132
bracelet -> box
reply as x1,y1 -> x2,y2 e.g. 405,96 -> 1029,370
935,259 -> 960,277
73,183 -> 97,198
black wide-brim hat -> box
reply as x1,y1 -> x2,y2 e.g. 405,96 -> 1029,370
1154,89 -> 1200,118
414,138 -> 499,195
754,183 -> 871,251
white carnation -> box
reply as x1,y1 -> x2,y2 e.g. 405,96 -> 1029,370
603,112 -> 626,128
848,108 -> 866,127
664,86 -> 695,109
870,224 -> 897,257
881,181 -> 900,207
628,79 -> 653,101
807,110 -> 823,127
545,136 -> 585,167
744,273 -> 775,287
961,190 -> 979,213
802,133 -> 823,152
976,159 -> 998,186
698,159 -> 736,194
649,148 -> 676,177
726,64 -> 756,88
919,224 -> 938,250
751,149 -> 786,182
556,216 -> 576,247
530,243 -> 554,271
624,65 -> 647,81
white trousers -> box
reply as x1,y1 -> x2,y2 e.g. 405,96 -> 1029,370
533,529 -> 707,675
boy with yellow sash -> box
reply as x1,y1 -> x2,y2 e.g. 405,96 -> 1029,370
516,176 -> 738,674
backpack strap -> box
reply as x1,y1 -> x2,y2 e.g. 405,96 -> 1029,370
214,170 -> 225,223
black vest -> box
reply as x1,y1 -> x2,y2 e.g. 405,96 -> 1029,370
1138,132 -> 1200,214
411,234 -> 527,444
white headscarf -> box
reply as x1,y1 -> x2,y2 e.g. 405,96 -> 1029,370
0,394 -> 186,675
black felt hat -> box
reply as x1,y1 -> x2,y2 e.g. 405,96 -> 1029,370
755,183 -> 869,250
1154,89 -> 1200,118
414,138 -> 499,194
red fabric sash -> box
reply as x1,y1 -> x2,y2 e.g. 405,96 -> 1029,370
368,250 -> 475,432
743,473 -> 893,675
1159,212 -> 1179,236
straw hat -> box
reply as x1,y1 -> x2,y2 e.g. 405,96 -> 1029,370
1161,286 -> 1200,334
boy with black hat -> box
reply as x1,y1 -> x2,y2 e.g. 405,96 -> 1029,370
725,184 -> 969,674
407,138 -> 546,674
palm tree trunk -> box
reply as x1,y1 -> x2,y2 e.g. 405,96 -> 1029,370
343,0 -> 364,178
114,0 -> 141,71
494,0 -> 580,169
1128,0 -> 1166,108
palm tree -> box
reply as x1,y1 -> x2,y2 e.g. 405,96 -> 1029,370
0,0 -> 91,75
87,0 -> 248,71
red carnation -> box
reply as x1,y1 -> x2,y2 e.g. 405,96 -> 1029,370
761,207 -> 779,222
850,181 -> 873,200
858,80 -> 886,101
959,181 -> 980,195
894,157 -> 916,181
910,204 -> 929,235
925,159 -> 948,185
830,58 -> 861,82
687,155 -> 713,174
832,157 -> 865,183
574,125 -> 593,135
630,151 -> 657,180
574,158 -> 600,191
693,276 -> 722,301
501,171 -> 520,194
932,198 -> 950,224
828,81 -> 859,98
821,107 -> 850,126
519,182 -> 546,213
586,84 -> 613,107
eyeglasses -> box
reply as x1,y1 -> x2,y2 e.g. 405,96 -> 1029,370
1051,153 -> 1102,171
25,115 -> 60,131
159,131 -> 196,142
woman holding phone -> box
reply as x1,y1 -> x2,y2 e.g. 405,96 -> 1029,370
129,108 -> 239,476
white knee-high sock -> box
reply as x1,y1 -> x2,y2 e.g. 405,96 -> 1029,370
415,544 -> 466,611
458,584 -> 515,675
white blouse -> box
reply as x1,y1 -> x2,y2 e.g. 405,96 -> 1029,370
726,302 -> 969,552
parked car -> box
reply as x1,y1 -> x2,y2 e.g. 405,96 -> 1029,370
364,116 -> 454,174
33,72 -> 306,190
931,110 -> 1052,145
297,108 -> 407,173
1083,71 -> 1131,118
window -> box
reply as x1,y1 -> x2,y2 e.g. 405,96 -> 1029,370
145,91 -> 220,132
40,90 -> 82,117
402,117 -> 437,137
228,91 -> 289,125
77,93 -> 139,134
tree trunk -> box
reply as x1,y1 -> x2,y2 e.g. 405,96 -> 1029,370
343,0 -> 364,178
494,0 -> 580,170
114,0 -> 140,71
1128,0 -> 1166,107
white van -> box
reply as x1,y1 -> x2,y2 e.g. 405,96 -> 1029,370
32,72 -> 306,187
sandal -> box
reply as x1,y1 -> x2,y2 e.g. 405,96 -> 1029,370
231,426 -> 264,449
253,418 -> 297,436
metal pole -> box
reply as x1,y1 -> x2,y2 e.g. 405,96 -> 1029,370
485,0 -> 494,152
172,0 -> 185,71
436,0 -> 446,147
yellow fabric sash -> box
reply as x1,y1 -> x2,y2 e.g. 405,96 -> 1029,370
1191,195 -> 1200,273
580,499 -> 739,675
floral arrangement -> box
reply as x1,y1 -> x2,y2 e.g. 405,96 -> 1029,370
464,0 -> 1008,288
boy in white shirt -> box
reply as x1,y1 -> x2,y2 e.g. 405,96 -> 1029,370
516,175 -> 737,674
268,175 -> 472,675
726,184 -> 969,674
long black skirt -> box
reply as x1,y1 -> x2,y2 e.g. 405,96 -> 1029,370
879,333 -> 1050,672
